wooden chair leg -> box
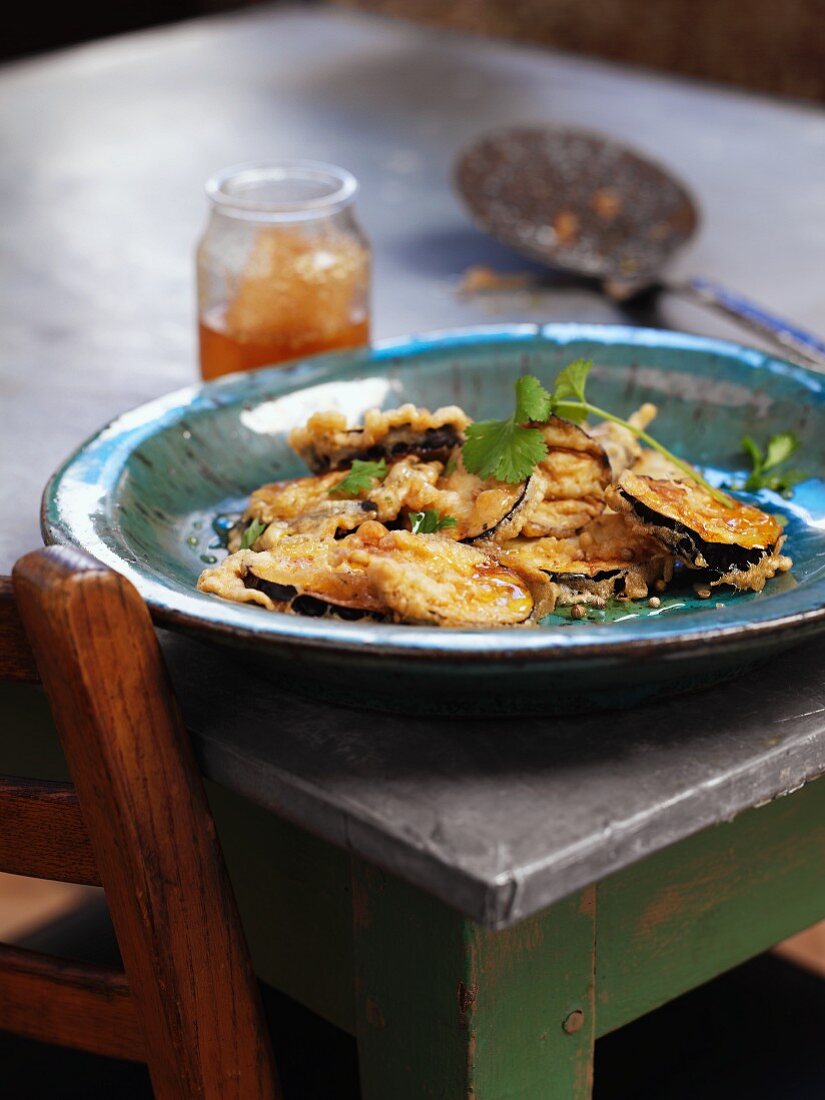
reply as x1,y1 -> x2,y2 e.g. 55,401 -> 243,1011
352,859 -> 596,1100
13,547 -> 280,1100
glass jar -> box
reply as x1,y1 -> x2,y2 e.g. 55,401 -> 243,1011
196,162 -> 371,380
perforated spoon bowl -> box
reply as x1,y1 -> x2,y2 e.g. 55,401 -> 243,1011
456,126 -> 825,370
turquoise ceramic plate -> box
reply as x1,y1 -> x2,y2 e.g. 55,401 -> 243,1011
43,325 -> 825,715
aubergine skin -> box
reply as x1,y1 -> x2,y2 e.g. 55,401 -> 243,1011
607,473 -> 791,592
288,405 -> 470,474
243,574 -> 386,620
612,489 -> 765,572
499,514 -> 674,605
198,525 -> 540,627
458,472 -> 543,543
329,425 -> 461,470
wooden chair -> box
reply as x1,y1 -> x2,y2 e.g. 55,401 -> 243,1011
0,547 -> 281,1098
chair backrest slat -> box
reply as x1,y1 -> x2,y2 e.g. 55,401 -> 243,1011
0,776 -> 100,886
0,579 -> 38,683
0,943 -> 144,1061
12,547 -> 280,1100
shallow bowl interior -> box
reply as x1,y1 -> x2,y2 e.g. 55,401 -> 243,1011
44,324 -> 825,713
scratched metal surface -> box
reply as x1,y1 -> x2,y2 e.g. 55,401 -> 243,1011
2,5 -> 825,572
2,6 -> 825,927
163,631 -> 825,928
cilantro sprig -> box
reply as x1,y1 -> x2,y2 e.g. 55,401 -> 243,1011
461,361 -> 732,507
738,432 -> 803,497
240,517 -> 267,550
329,459 -> 388,498
462,372 -> 554,482
409,510 -> 458,535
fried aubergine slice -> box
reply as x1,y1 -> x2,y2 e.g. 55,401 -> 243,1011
520,417 -> 612,538
289,404 -> 470,473
230,458 -> 444,547
607,472 -> 792,592
197,538 -> 387,621
231,452 -> 542,548
199,522 -> 550,626
499,513 -> 674,605
433,453 -> 546,543
321,451 -> 543,544
345,522 -> 550,626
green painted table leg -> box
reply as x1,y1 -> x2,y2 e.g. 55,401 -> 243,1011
352,861 -> 595,1100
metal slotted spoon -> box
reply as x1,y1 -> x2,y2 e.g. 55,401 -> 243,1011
455,126 -> 825,370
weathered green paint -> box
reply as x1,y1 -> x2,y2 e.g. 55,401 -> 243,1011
467,885 -> 596,1099
206,780 -> 356,1033
4,684 -> 824,1098
596,777 -> 825,1037
352,860 -> 595,1099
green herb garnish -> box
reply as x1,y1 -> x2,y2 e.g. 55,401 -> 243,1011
328,458 -> 388,498
240,517 -> 266,550
443,455 -> 458,476
461,362 -> 732,507
738,432 -> 803,497
409,510 -> 458,535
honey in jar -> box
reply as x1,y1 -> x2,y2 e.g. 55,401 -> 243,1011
197,163 -> 371,380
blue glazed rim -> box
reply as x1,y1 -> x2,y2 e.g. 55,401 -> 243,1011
42,323 -> 825,664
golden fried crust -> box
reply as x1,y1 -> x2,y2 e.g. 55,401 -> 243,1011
514,417 -> 611,538
432,458 -> 544,542
359,454 -> 535,543
199,522 -> 541,627
342,524 -> 536,626
206,404 -> 795,621
520,497 -> 605,539
288,404 -> 470,472
499,513 -> 673,604
197,540 -> 382,613
610,473 -> 783,550
234,453 -> 541,547
231,458 -> 444,547
607,473 -> 792,592
540,417 -> 612,496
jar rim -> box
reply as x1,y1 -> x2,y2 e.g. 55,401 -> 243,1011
205,161 -> 359,221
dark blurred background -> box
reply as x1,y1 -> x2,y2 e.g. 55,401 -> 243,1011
1,0 -> 262,63
5,0 -> 825,103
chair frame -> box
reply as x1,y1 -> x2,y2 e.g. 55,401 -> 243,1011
0,548 -> 280,1099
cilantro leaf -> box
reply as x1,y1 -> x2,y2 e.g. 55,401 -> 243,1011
409,510 -> 458,535
740,432 -> 804,497
514,375 -> 553,423
443,455 -> 458,476
552,358 -> 593,404
763,431 -> 799,471
463,419 -> 547,483
748,469 -> 805,498
240,517 -> 267,550
329,458 -> 388,498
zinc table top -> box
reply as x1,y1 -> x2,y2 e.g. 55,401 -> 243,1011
165,629 -> 825,928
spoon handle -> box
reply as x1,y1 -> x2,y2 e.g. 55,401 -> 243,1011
675,276 -> 825,371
